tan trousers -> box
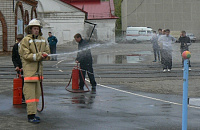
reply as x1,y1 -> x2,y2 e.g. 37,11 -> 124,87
23,81 -> 41,115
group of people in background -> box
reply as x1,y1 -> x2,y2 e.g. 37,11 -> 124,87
151,29 -> 192,72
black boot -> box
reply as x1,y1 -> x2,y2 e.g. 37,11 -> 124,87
79,87 -> 84,90
28,114 -> 40,124
92,86 -> 96,91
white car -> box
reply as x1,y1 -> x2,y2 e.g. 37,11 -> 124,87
186,33 -> 196,43
126,27 -> 153,42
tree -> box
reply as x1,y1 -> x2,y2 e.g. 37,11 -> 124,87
114,0 -> 122,29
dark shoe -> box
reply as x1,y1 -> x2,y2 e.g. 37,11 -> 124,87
28,118 -> 40,124
153,60 -> 156,62
35,116 -> 40,120
92,86 -> 96,91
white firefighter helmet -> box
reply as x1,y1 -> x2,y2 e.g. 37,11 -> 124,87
25,19 -> 42,34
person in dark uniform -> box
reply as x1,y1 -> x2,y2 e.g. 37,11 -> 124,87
178,30 -> 191,70
47,32 -> 58,61
12,34 -> 25,102
74,33 -> 96,91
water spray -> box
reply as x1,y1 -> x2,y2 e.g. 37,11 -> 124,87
50,42 -> 117,68
49,41 -> 116,90
48,43 -> 102,57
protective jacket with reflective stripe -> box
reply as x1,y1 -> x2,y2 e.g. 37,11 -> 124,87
19,34 -> 50,82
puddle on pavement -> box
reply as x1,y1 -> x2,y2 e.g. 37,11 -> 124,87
61,51 -> 152,64
93,51 -> 151,64
61,94 -> 96,109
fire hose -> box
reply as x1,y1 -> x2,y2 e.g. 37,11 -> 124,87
37,54 -> 48,112
37,78 -> 44,112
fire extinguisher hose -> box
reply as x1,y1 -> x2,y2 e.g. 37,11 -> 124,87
33,40 -> 44,112
80,67 -> 90,91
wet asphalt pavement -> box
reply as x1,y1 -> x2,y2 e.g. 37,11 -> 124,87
1,82 -> 200,130
1,43 -> 200,130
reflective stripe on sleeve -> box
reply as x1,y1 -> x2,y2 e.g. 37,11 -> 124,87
29,39 -> 45,43
29,39 -> 33,43
33,54 -> 36,61
26,99 -> 39,103
24,76 -> 44,81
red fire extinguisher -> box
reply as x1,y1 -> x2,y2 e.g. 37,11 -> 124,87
13,71 -> 23,105
65,64 -> 90,93
72,66 -> 79,90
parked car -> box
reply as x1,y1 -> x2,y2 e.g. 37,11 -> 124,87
187,33 -> 196,43
126,27 -> 153,42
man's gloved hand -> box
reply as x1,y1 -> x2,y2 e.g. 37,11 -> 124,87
42,52 -> 48,58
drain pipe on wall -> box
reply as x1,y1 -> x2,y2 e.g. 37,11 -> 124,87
84,21 -> 97,42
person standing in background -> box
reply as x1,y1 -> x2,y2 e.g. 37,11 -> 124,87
158,29 -> 176,72
159,29 -> 166,64
12,34 -> 25,103
48,32 -> 58,61
178,31 -> 191,70
151,31 -> 160,62
157,28 -> 163,38
12,34 -> 24,72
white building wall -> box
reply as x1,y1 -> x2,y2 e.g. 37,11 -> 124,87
38,12 -> 85,44
86,19 -> 117,42
37,0 -> 86,44
42,16 -> 85,44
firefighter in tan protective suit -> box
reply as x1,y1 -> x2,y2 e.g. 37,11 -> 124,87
19,19 -> 50,123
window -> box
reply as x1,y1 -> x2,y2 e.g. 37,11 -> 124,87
139,30 -> 146,35
17,19 -> 23,34
147,31 -> 152,34
127,30 -> 138,34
